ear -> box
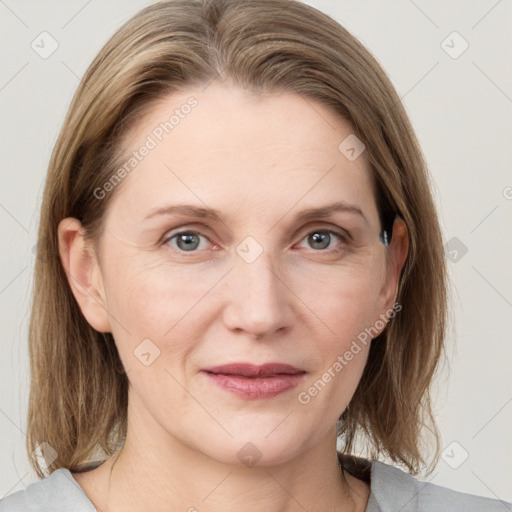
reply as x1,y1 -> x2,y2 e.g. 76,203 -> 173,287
57,217 -> 112,333
375,217 -> 409,326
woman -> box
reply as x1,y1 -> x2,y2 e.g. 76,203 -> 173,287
1,0 -> 509,511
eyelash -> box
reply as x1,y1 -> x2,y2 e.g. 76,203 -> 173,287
162,226 -> 350,256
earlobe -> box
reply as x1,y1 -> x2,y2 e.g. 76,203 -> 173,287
57,217 -> 112,333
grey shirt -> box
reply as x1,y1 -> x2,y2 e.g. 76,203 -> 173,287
1,458 -> 510,511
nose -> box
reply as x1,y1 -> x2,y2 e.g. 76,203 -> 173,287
222,249 -> 293,340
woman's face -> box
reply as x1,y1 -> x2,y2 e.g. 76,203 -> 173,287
63,83 -> 407,467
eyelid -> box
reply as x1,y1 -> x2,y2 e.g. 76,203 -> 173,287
295,222 -> 352,242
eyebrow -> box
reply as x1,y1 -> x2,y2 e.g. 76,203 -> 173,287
143,200 -> 368,225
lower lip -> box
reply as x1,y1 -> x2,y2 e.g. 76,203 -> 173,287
203,371 -> 305,399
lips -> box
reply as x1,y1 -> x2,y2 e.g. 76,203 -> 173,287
202,363 -> 305,378
201,363 -> 306,399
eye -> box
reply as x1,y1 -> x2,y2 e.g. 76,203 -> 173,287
164,231 -> 211,252
296,229 -> 348,253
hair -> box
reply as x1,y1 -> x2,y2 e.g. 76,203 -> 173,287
27,0 -> 449,479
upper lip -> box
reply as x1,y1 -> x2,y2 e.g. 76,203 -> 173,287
202,363 -> 305,377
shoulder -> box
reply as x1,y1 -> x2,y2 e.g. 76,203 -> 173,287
0,469 -> 96,512
368,459 -> 512,511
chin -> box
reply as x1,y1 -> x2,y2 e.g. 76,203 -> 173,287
197,422 -> 312,468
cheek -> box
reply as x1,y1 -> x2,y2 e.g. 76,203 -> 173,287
291,259 -> 382,408
294,257 -> 384,340
106,252 -> 209,323
295,272 -> 376,417
103,255 -> 228,372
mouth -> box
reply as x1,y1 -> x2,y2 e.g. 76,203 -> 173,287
202,362 -> 306,377
201,363 -> 306,399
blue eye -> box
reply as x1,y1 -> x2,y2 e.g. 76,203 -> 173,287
298,230 -> 347,252
165,231 -> 209,252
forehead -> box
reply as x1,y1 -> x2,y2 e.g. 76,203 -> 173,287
108,83 -> 379,225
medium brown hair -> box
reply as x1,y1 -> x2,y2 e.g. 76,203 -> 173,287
27,0 -> 448,479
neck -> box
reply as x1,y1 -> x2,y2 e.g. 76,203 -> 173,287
106,446 -> 360,512
90,401 -> 368,512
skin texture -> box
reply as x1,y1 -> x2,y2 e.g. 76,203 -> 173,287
58,82 -> 408,512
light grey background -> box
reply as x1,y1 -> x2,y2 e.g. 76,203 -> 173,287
1,0 -> 511,502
